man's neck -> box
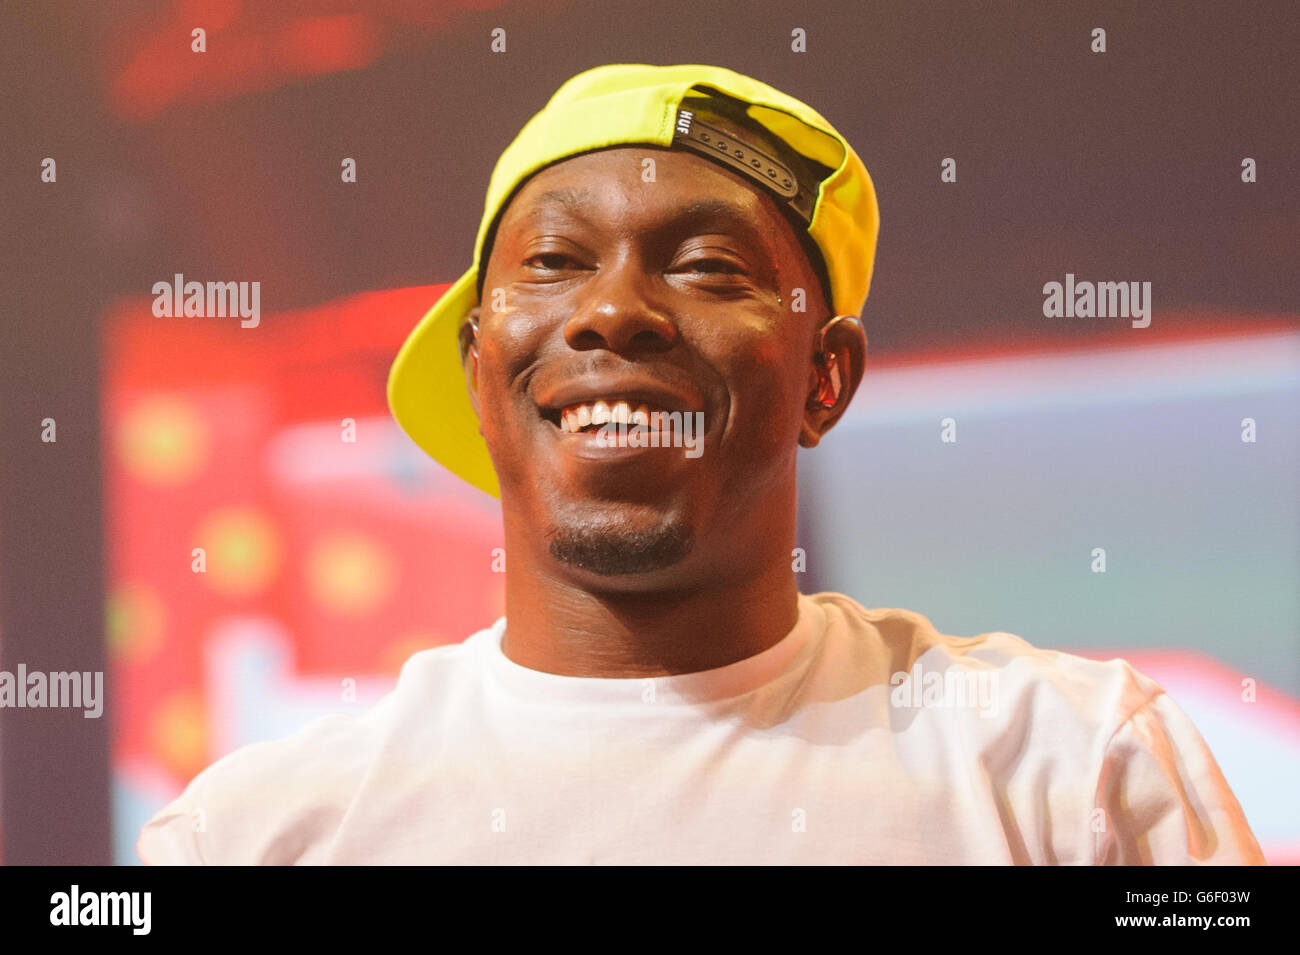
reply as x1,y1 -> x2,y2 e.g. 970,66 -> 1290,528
500,551 -> 801,678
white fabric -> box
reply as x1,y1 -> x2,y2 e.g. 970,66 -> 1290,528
138,591 -> 1265,865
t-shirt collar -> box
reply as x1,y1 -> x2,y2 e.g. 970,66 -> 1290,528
479,592 -> 824,708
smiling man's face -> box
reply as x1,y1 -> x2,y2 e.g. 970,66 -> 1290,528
464,145 -> 858,591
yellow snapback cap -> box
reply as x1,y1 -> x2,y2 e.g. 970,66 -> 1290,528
387,63 -> 880,498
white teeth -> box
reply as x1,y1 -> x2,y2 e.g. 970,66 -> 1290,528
555,400 -> 673,432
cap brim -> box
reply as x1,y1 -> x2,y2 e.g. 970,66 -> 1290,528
386,267 -> 500,498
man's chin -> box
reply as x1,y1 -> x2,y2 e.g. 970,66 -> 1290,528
547,514 -> 693,578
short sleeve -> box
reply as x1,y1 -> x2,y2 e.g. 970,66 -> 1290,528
133,710 -> 380,865
137,791 -> 206,865
1094,692 -> 1266,865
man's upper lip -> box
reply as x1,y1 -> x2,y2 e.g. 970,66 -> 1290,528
535,374 -> 703,415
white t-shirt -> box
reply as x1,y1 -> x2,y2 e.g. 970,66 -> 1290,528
137,591 -> 1265,865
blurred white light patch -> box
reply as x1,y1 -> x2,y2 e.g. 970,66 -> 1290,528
266,414 -> 429,482
263,414 -> 499,517
846,329 -> 1299,425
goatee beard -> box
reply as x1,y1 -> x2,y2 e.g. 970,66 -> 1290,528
548,520 -> 692,576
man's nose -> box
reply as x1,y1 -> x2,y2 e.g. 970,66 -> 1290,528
562,258 -> 678,354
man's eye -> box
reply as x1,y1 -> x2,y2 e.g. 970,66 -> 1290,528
679,258 -> 743,275
524,253 -> 574,271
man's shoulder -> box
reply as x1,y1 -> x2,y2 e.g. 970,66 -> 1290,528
806,590 -> 1166,730
203,628 -> 492,784
136,711 -> 376,864
137,624 -> 498,864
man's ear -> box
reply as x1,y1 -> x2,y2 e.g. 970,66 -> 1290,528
798,315 -> 867,449
460,306 -> 482,420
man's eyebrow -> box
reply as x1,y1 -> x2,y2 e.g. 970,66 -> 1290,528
526,191 -> 775,254
532,188 -> 596,215
532,192 -> 763,233
668,198 -> 769,246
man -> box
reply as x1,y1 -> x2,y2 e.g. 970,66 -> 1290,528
139,63 -> 1265,864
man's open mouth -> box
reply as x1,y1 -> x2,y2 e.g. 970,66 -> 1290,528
544,400 -> 662,434
533,375 -> 708,449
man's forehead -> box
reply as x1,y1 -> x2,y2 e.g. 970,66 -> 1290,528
500,149 -> 784,239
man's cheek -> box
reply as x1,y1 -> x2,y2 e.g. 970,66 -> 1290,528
476,381 -> 519,450
728,357 -> 801,434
